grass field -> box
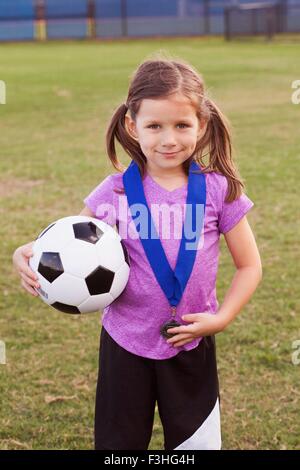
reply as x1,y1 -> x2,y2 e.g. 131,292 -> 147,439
0,35 -> 300,450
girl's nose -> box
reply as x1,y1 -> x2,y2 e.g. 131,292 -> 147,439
161,131 -> 177,146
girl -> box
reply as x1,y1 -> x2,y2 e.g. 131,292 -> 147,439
12,56 -> 262,450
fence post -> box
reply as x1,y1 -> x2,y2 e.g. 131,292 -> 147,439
266,7 -> 275,40
203,0 -> 210,35
87,0 -> 96,39
224,7 -> 230,41
121,0 -> 128,37
278,0 -> 288,33
35,0 -> 46,41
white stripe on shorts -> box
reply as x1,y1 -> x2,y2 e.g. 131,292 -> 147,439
174,398 -> 221,450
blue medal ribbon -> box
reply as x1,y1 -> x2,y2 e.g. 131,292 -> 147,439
123,160 -> 206,311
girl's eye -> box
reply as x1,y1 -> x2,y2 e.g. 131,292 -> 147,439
177,123 -> 189,128
147,123 -> 189,129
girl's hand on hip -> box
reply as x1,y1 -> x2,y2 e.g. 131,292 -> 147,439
166,313 -> 226,348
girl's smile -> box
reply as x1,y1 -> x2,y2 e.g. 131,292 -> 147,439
160,151 -> 180,158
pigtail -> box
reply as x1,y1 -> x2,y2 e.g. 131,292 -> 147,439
197,98 -> 245,203
106,103 -> 146,177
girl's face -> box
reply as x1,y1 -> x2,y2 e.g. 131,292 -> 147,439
125,93 -> 206,175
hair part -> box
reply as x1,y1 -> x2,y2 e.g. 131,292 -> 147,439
105,52 -> 245,202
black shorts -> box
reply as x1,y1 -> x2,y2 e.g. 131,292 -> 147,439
94,327 -> 221,450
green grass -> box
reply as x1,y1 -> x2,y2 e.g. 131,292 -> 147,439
1,35 -> 300,450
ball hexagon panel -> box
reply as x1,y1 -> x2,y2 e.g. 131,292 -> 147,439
38,252 -> 64,283
51,302 -> 81,314
33,275 -> 58,308
110,262 -> 130,300
85,265 -> 115,295
121,240 -> 130,267
94,231 -> 126,272
73,221 -> 104,244
34,279 -> 57,306
90,218 -> 119,237
38,219 -> 76,253
60,239 -> 98,279
37,222 -> 56,240
48,273 -> 90,306
78,292 -> 114,314
30,239 -> 58,305
29,237 -> 44,273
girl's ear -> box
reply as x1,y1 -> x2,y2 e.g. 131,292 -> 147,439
125,115 -> 138,140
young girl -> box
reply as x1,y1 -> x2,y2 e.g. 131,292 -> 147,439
12,56 -> 262,450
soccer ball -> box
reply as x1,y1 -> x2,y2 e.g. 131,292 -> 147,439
29,215 -> 130,314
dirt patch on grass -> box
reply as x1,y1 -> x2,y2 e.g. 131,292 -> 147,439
0,178 -> 45,199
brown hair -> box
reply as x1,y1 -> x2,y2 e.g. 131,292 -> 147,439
106,53 -> 245,202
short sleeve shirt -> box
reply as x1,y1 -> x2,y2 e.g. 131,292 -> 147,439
84,170 -> 254,359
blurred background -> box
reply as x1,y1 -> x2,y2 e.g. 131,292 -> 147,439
0,0 -> 299,42
0,0 -> 300,451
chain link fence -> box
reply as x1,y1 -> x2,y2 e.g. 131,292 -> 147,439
0,0 -> 299,42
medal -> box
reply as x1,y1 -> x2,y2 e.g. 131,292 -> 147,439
160,306 -> 181,339
160,320 -> 181,339
123,159 -> 206,340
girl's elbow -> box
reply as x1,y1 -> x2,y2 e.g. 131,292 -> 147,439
256,262 -> 263,283
253,252 -> 263,283
241,263 -> 262,282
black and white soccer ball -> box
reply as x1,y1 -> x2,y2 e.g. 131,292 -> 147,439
29,216 -> 130,314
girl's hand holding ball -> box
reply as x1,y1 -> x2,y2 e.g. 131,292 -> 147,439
12,241 -> 40,296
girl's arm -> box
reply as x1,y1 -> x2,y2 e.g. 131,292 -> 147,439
79,206 -> 94,217
167,216 -> 262,347
215,215 -> 263,329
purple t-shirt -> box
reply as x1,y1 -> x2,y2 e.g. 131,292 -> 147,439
84,169 -> 254,360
